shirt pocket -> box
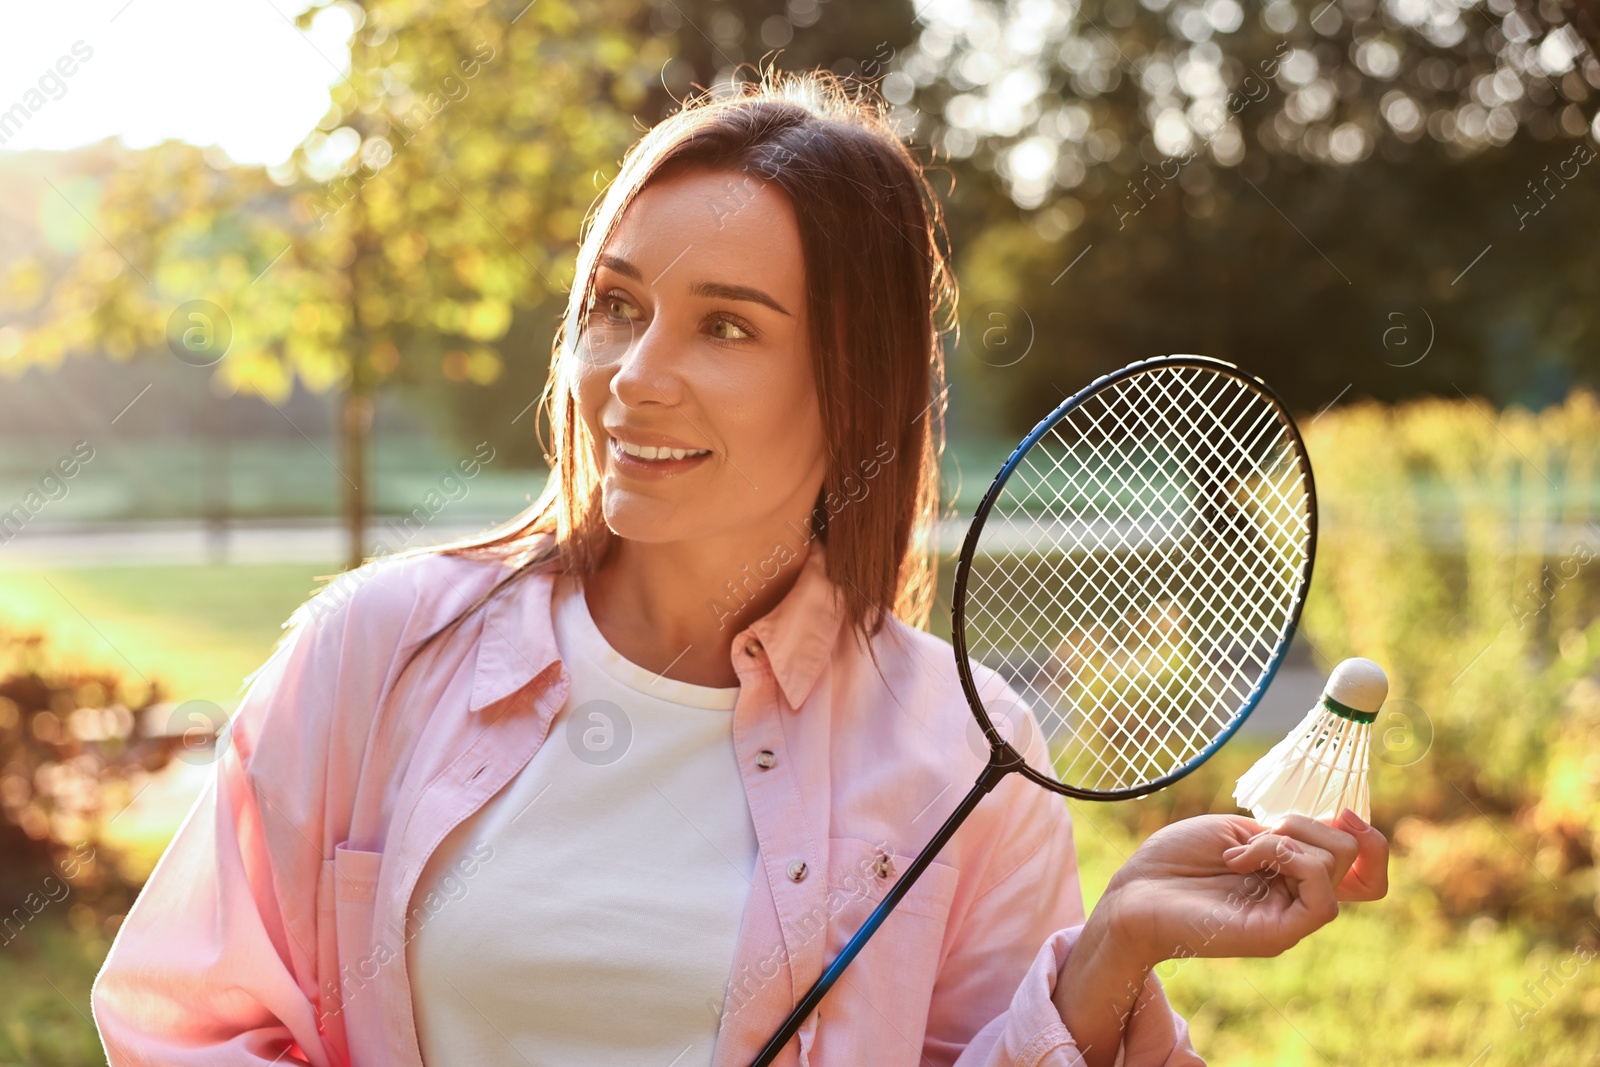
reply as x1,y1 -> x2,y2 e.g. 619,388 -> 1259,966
808,836 -> 961,1067
317,843 -> 387,1067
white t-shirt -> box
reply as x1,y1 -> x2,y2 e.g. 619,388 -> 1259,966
406,575 -> 759,1066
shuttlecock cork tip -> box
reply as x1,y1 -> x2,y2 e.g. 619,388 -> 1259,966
1324,657 -> 1388,716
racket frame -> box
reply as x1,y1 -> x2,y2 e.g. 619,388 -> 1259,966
951,353 -> 1319,800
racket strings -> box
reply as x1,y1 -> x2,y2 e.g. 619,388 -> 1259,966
1023,405 -> 1294,779
961,365 -> 1314,794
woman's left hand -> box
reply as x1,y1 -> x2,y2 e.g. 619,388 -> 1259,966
1098,808 -> 1390,967
1052,810 -> 1389,1067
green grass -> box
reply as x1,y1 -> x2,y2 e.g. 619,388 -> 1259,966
0,437 -> 543,523
0,908 -> 112,1067
0,562 -> 336,709
0,563 -> 336,890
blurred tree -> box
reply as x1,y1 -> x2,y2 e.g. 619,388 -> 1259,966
1,0 -> 935,557
634,0 -> 919,114
892,0 -> 1600,427
419,1 -> 927,466
4,0 -> 671,568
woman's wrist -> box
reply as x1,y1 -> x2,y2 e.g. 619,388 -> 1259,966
1052,891 -> 1162,1067
1097,872 -> 1172,971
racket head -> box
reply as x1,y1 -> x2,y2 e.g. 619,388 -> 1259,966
951,355 -> 1317,801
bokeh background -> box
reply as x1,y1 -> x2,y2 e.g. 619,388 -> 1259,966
2,0 -> 1599,1063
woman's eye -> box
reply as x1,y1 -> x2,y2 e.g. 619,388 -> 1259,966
593,293 -> 640,321
710,316 -> 753,341
587,295 -> 751,339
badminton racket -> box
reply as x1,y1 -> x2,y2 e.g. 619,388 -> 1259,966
749,353 -> 1317,1065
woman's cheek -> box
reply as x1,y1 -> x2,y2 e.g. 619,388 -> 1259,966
761,392 -> 824,480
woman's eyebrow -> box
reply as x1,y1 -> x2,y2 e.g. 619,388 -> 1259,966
597,253 -> 792,317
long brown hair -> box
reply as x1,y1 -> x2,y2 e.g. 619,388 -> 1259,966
376,70 -> 954,662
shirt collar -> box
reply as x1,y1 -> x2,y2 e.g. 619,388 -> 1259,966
746,540 -> 847,709
468,561 -> 563,714
468,540 -> 848,714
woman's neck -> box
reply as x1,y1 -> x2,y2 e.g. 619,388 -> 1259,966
583,531 -> 814,688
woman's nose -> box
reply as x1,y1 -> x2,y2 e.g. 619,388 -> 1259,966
609,318 -> 684,408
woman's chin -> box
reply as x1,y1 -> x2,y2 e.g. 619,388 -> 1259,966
600,499 -> 712,545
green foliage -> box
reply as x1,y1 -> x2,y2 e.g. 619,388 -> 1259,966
1302,392 -> 1600,805
924,0 -> 1600,416
1298,391 -> 1600,939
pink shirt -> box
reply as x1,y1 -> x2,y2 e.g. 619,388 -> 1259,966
91,541 -> 1203,1067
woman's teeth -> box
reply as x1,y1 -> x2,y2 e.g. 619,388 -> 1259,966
614,439 -> 710,462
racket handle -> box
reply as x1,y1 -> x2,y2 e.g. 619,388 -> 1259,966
747,756 -> 1015,1067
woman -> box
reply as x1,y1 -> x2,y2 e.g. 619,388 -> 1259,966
92,72 -> 1388,1067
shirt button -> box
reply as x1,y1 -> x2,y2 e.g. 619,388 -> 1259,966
744,638 -> 763,656
787,860 -> 808,882
756,749 -> 777,769
874,853 -> 894,879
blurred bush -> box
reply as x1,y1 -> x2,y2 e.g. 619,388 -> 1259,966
1297,390 -> 1600,938
1108,391 -> 1600,943
1073,392 -> 1600,1060
0,627 -> 179,926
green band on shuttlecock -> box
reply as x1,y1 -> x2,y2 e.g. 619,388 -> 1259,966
1322,695 -> 1377,724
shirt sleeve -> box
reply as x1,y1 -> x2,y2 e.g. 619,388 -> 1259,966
89,573 -> 382,1067
924,685 -> 1205,1067
951,923 -> 1205,1067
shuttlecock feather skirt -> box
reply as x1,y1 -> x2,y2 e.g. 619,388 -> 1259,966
1233,696 -> 1375,824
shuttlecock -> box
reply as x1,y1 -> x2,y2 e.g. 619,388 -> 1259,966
1233,658 -> 1388,824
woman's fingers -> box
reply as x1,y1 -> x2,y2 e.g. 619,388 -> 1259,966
1234,811 -> 1390,902
1262,813 -> 1359,888
1332,809 -> 1390,901
1220,833 -> 1341,951
1263,838 -> 1341,943
1221,830 -> 1335,885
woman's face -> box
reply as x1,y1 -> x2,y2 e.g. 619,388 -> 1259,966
575,166 -> 828,551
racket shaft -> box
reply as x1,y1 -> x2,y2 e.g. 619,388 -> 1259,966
749,757 -> 1013,1066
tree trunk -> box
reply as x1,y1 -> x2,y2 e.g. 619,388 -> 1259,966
339,382 -> 373,571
